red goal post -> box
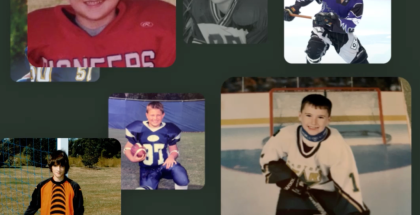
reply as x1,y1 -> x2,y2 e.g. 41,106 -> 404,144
269,87 -> 386,144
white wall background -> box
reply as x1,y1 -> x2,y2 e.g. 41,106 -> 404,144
221,92 -> 409,124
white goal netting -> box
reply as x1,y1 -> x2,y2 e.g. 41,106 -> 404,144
270,88 -> 389,144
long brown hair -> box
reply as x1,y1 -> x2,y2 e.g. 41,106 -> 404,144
48,150 -> 70,175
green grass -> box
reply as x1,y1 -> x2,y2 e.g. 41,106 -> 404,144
0,167 -> 121,214
177,132 -> 205,187
69,156 -> 121,168
4,181 -> 27,185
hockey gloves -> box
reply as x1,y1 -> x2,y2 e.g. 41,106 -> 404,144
277,176 -> 309,197
264,159 -> 309,197
314,12 -> 338,29
284,6 -> 300,22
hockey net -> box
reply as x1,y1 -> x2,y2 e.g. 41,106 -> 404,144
269,87 -> 389,144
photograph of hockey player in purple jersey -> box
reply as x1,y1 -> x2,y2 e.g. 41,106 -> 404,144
108,93 -> 205,190
221,77 -> 411,215
183,0 -> 268,44
284,0 -> 390,64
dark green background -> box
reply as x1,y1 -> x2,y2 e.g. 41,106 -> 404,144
1,0 -> 417,214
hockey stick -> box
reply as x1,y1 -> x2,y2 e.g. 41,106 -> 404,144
306,191 -> 328,215
289,13 -> 312,19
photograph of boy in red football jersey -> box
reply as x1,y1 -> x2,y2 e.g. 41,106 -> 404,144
27,0 -> 175,68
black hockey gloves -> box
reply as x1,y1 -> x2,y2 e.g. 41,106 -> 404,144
284,6 -> 300,22
264,159 -> 309,197
314,12 -> 338,28
277,176 -> 309,197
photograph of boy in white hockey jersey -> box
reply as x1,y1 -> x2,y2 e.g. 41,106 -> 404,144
284,0 -> 391,64
260,94 -> 369,214
221,77 -> 411,215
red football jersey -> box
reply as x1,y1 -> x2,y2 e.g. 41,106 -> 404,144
27,0 -> 175,68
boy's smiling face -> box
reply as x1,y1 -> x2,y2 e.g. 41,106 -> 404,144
68,0 -> 119,27
299,103 -> 330,136
146,108 -> 165,128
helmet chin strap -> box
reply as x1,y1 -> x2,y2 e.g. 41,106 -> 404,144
301,127 -> 328,142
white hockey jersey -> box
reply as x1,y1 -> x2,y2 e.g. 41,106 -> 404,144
196,23 -> 248,44
260,124 -> 368,213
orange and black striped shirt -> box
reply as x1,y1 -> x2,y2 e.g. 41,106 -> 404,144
24,177 -> 84,215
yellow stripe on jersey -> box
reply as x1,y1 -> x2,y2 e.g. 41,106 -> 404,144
125,128 -> 135,137
173,133 -> 181,140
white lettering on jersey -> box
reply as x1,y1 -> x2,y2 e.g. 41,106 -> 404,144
73,58 -> 89,67
38,51 -> 157,67
56,59 -> 71,67
91,58 -> 105,67
107,55 -> 123,67
125,53 -> 141,67
141,51 -> 156,67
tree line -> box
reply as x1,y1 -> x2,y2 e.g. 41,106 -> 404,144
0,138 -> 121,168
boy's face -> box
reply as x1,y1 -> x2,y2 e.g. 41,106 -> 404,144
52,164 -> 66,180
68,0 -> 119,22
299,104 -> 330,136
146,108 -> 165,128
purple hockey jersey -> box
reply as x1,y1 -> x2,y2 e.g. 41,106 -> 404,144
293,0 -> 363,33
